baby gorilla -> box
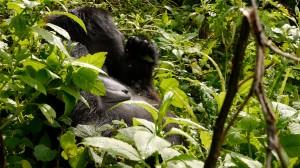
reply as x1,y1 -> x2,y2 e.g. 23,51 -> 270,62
48,7 -> 182,144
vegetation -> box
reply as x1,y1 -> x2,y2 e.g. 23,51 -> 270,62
0,0 -> 300,167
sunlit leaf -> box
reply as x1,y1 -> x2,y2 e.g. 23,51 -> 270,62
38,104 -> 56,124
50,11 -> 87,33
109,100 -> 158,121
77,52 -> 106,68
132,118 -> 155,132
32,27 -> 69,56
83,137 -> 141,161
46,23 -> 70,40
134,131 -> 170,159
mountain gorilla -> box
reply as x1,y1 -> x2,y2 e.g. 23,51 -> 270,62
47,7 -> 182,144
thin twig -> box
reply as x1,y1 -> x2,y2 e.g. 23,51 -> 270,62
265,40 -> 300,62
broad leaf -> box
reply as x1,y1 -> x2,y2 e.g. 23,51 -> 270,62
280,134 -> 300,157
46,23 -> 70,40
109,100 -> 158,121
50,11 -> 87,33
32,27 -> 69,56
164,117 -> 207,130
33,144 -> 57,162
134,131 -> 170,159
230,152 -> 262,168
38,104 -> 56,124
159,148 -> 181,161
132,118 -> 155,132
60,131 -> 76,150
18,75 -> 46,95
83,137 -> 141,161
118,126 -> 151,142
77,52 -> 106,68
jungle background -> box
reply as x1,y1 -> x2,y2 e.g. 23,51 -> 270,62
0,0 -> 300,167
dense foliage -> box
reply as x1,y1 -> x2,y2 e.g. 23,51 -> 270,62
0,0 -> 299,167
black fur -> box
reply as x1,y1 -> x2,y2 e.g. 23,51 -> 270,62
47,7 -> 183,144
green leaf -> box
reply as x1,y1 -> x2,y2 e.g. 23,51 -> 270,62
238,78 -> 253,96
72,68 -> 105,96
77,52 -> 106,68
22,59 -> 46,71
70,61 -> 107,75
159,91 -> 174,118
238,116 -> 259,132
73,124 -> 112,138
0,98 -> 17,109
166,155 -> 204,168
83,137 -> 141,161
272,102 -> 297,118
50,11 -> 87,33
61,86 -> 81,100
71,67 -> 98,91
88,148 -> 103,167
118,126 -> 151,142
23,0 -> 40,8
21,159 -> 32,168
132,118 -> 155,132
47,50 -> 60,67
165,128 -> 197,145
134,131 -> 170,159
69,147 -> 88,168
0,49 -> 11,63
171,88 -> 189,108
200,131 -> 212,150
46,23 -> 70,40
164,117 -> 207,130
15,48 -> 30,61
89,78 -> 106,96
32,27 -> 69,56
230,152 -> 262,168
38,104 -> 56,124
33,144 -> 57,162
17,75 -> 46,95
109,100 -> 158,121
159,148 -> 181,161
280,134 -> 300,157
160,78 -> 179,90
60,131 -> 76,150
7,2 -> 25,14
62,92 -> 76,115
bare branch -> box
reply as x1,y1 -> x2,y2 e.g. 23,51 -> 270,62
265,40 -> 300,62
249,0 -> 289,167
204,16 -> 250,168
